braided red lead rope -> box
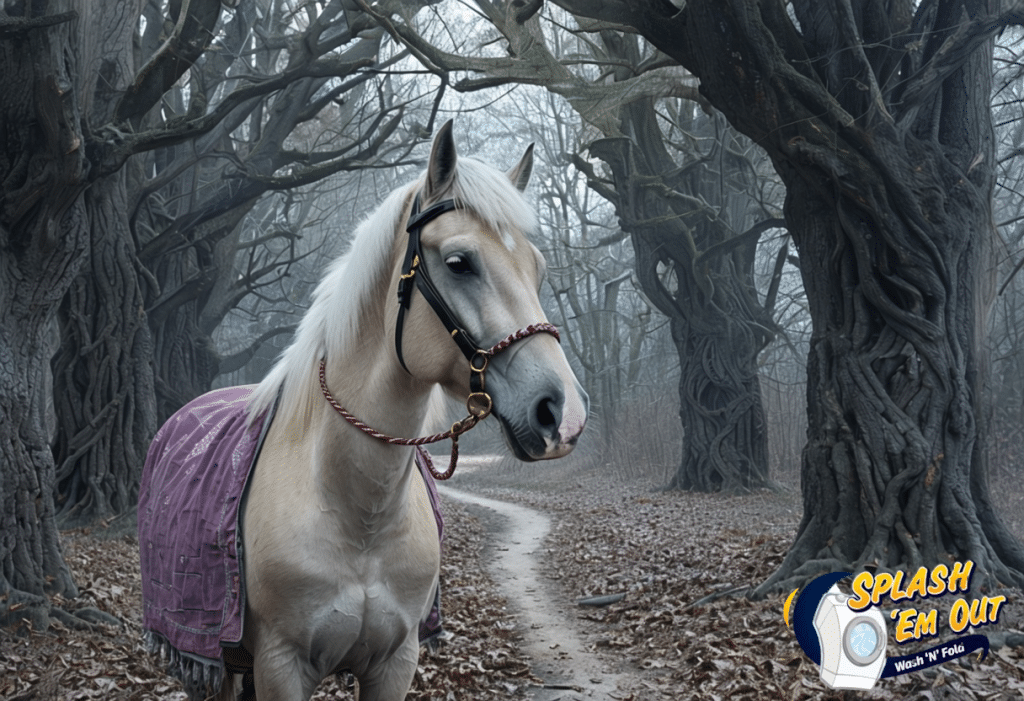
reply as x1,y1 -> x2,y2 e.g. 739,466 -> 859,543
319,323 -> 559,480
485,323 -> 560,355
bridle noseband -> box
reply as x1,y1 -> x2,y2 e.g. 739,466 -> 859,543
318,193 -> 559,479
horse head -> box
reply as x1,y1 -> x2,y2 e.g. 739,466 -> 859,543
389,120 -> 588,461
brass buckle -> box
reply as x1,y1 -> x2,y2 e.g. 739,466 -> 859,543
400,254 -> 420,281
466,392 -> 493,419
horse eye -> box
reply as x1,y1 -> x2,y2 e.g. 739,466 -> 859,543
445,254 -> 473,275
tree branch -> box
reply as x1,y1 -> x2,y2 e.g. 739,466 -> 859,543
763,239 -> 789,318
94,53 -> 377,177
145,267 -> 218,326
114,0 -> 224,126
897,3 -> 1024,123
226,109 -> 407,190
694,217 -> 786,267
217,325 -> 298,375
359,0 -> 703,132
0,10 -> 76,38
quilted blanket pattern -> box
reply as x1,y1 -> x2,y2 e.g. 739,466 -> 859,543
138,386 -> 270,661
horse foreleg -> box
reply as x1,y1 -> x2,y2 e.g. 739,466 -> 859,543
355,637 -> 420,701
251,642 -> 320,701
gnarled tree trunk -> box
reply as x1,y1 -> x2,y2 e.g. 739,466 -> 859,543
52,173 -> 157,527
0,4 -> 87,623
49,0 -> 159,526
591,103 -> 774,494
664,0 -> 1023,590
774,151 -> 1004,586
555,0 -> 1024,589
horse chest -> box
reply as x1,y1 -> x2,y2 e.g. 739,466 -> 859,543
302,545 -> 437,673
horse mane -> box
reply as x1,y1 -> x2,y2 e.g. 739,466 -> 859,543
246,154 -> 537,432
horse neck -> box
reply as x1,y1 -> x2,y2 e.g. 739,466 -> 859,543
310,289 -> 435,542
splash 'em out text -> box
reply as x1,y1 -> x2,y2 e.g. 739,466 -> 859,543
847,561 -> 1006,643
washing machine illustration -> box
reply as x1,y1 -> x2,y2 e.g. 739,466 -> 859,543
813,583 -> 888,689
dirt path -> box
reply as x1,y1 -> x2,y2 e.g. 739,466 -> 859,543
439,486 -> 634,700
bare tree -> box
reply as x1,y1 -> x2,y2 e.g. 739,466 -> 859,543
49,2 -> 431,528
45,0 -> 160,530
578,29 -> 788,492
0,0 -> 428,622
987,35 -> 1024,480
551,0 -> 1024,591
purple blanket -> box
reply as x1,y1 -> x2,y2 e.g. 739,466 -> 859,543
139,386 -> 443,696
139,387 -> 270,667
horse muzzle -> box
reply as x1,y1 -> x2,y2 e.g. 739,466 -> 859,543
495,378 -> 588,461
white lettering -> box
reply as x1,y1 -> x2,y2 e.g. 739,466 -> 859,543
894,655 -> 924,672
941,642 -> 965,658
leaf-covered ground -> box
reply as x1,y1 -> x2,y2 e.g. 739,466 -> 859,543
2,457 -> 1023,700
451,458 -> 1024,700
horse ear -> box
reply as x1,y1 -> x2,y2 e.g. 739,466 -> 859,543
425,119 -> 458,199
507,143 -> 534,191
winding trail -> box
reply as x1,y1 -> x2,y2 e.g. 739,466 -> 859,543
439,486 -> 632,700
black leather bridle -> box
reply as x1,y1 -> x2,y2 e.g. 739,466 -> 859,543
393,194 -> 559,416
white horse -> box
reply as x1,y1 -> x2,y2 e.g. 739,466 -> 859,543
224,121 -> 587,700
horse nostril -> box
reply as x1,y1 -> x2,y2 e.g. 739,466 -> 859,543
533,393 -> 561,434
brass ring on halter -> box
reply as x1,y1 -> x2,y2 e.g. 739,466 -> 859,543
470,350 -> 489,373
466,392 -> 493,419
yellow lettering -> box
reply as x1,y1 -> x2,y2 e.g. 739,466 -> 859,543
873,572 -> 894,606
947,561 -> 974,594
968,598 -> 987,626
987,595 -> 1007,623
894,608 -> 918,643
949,598 -> 969,633
849,572 -> 874,611
928,564 -> 949,596
914,608 -> 938,639
905,567 -> 929,599
951,595 -> 1006,631
890,569 -> 909,602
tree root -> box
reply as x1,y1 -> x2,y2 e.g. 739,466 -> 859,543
3,591 -> 122,632
682,584 -> 751,611
987,630 -> 1024,651
1,589 -> 51,631
750,557 -> 851,600
52,606 -> 122,629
